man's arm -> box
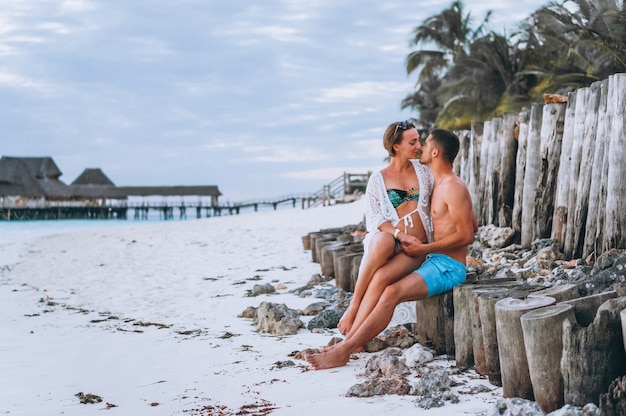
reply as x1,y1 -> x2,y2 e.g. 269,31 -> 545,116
402,182 -> 475,256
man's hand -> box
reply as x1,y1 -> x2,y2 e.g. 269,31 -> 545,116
400,236 -> 424,257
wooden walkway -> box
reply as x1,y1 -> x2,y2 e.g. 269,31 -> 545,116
0,172 -> 370,221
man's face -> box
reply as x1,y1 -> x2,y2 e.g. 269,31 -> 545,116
419,134 -> 434,164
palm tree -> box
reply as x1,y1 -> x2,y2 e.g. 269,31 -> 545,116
515,0 -> 626,96
403,0 -> 491,129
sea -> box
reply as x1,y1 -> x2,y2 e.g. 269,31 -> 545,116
0,203 -> 301,267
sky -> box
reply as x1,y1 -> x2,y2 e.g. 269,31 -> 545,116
0,0 -> 548,202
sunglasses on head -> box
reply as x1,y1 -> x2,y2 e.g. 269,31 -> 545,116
393,120 -> 413,136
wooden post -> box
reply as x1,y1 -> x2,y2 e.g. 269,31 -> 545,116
335,252 -> 361,292
478,288 -> 516,386
512,108 -> 530,238
468,122 -> 484,224
350,254 -> 363,292
552,92 -> 576,246
495,296 -> 556,399
583,79 -> 609,259
528,283 -> 579,303
603,73 -> 626,252
415,291 -> 454,356
559,290 -> 618,326
561,297 -> 626,406
521,304 -> 576,412
622,308 -> 626,354
520,103 -> 544,247
496,112 -> 518,228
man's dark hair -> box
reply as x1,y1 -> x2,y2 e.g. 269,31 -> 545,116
430,129 -> 460,163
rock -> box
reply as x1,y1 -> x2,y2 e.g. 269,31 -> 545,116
298,301 -> 331,316
364,349 -> 410,378
307,309 -> 343,330
247,283 -> 276,297
346,377 -> 411,397
254,302 -> 303,336
476,224 -> 515,249
238,306 -> 257,319
401,343 -> 435,368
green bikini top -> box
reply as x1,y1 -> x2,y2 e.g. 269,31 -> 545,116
387,188 -> 419,208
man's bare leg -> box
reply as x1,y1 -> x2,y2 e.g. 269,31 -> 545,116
306,272 -> 429,370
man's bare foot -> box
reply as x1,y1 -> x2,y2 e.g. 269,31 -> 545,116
337,306 -> 357,335
305,348 -> 351,370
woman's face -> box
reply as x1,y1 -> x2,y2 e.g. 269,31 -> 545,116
394,128 -> 421,159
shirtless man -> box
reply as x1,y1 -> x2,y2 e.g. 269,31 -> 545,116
305,129 -> 476,370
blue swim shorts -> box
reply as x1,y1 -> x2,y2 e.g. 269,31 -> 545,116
415,253 -> 466,298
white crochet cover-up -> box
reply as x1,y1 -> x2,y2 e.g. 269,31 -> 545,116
361,159 -> 434,328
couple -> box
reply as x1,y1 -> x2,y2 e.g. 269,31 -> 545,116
305,122 -> 476,370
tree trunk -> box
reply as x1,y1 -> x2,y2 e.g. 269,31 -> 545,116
561,297 -> 626,406
495,296 -> 556,399
521,304 -> 576,413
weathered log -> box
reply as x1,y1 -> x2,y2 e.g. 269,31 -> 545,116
470,286 -> 520,375
453,278 -> 517,368
350,254 -> 363,292
552,91 -> 577,245
520,304 -> 576,412
563,87 -> 590,258
496,113 -> 518,228
495,296 -> 556,399
599,375 -> 626,416
559,290 -> 618,327
313,236 -> 338,265
528,283 -> 579,303
583,79 -> 609,259
603,73 -> 626,253
415,290 -> 454,356
320,242 -> 348,278
561,297 -> 626,406
622,308 -> 626,353
512,108 -> 530,237
469,122 -> 484,223
335,252 -> 361,292
520,103 -> 544,247
478,288 -> 517,386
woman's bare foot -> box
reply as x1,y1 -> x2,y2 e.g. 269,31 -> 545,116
305,347 -> 351,370
337,306 -> 357,335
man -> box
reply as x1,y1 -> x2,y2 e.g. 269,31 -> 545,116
305,129 -> 476,370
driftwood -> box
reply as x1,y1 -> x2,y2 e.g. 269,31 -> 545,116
496,113 -> 518,227
561,297 -> 626,406
495,296 -> 556,399
521,304 -> 576,412
512,108 -> 530,237
520,103 -> 544,247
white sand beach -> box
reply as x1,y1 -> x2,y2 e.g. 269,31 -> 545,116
1,199 -> 502,415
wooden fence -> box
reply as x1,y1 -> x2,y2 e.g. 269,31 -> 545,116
455,72 -> 626,260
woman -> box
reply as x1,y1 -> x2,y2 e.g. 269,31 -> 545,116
337,120 -> 433,338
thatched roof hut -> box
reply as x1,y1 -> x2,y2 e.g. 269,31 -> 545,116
0,156 -> 71,199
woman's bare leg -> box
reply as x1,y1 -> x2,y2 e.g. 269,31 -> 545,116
337,233 -> 396,335
342,252 -> 424,347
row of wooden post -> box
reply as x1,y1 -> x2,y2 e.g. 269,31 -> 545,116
305,230 -> 626,414
455,72 -> 626,260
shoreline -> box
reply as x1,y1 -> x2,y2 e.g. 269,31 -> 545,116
1,199 -> 502,415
